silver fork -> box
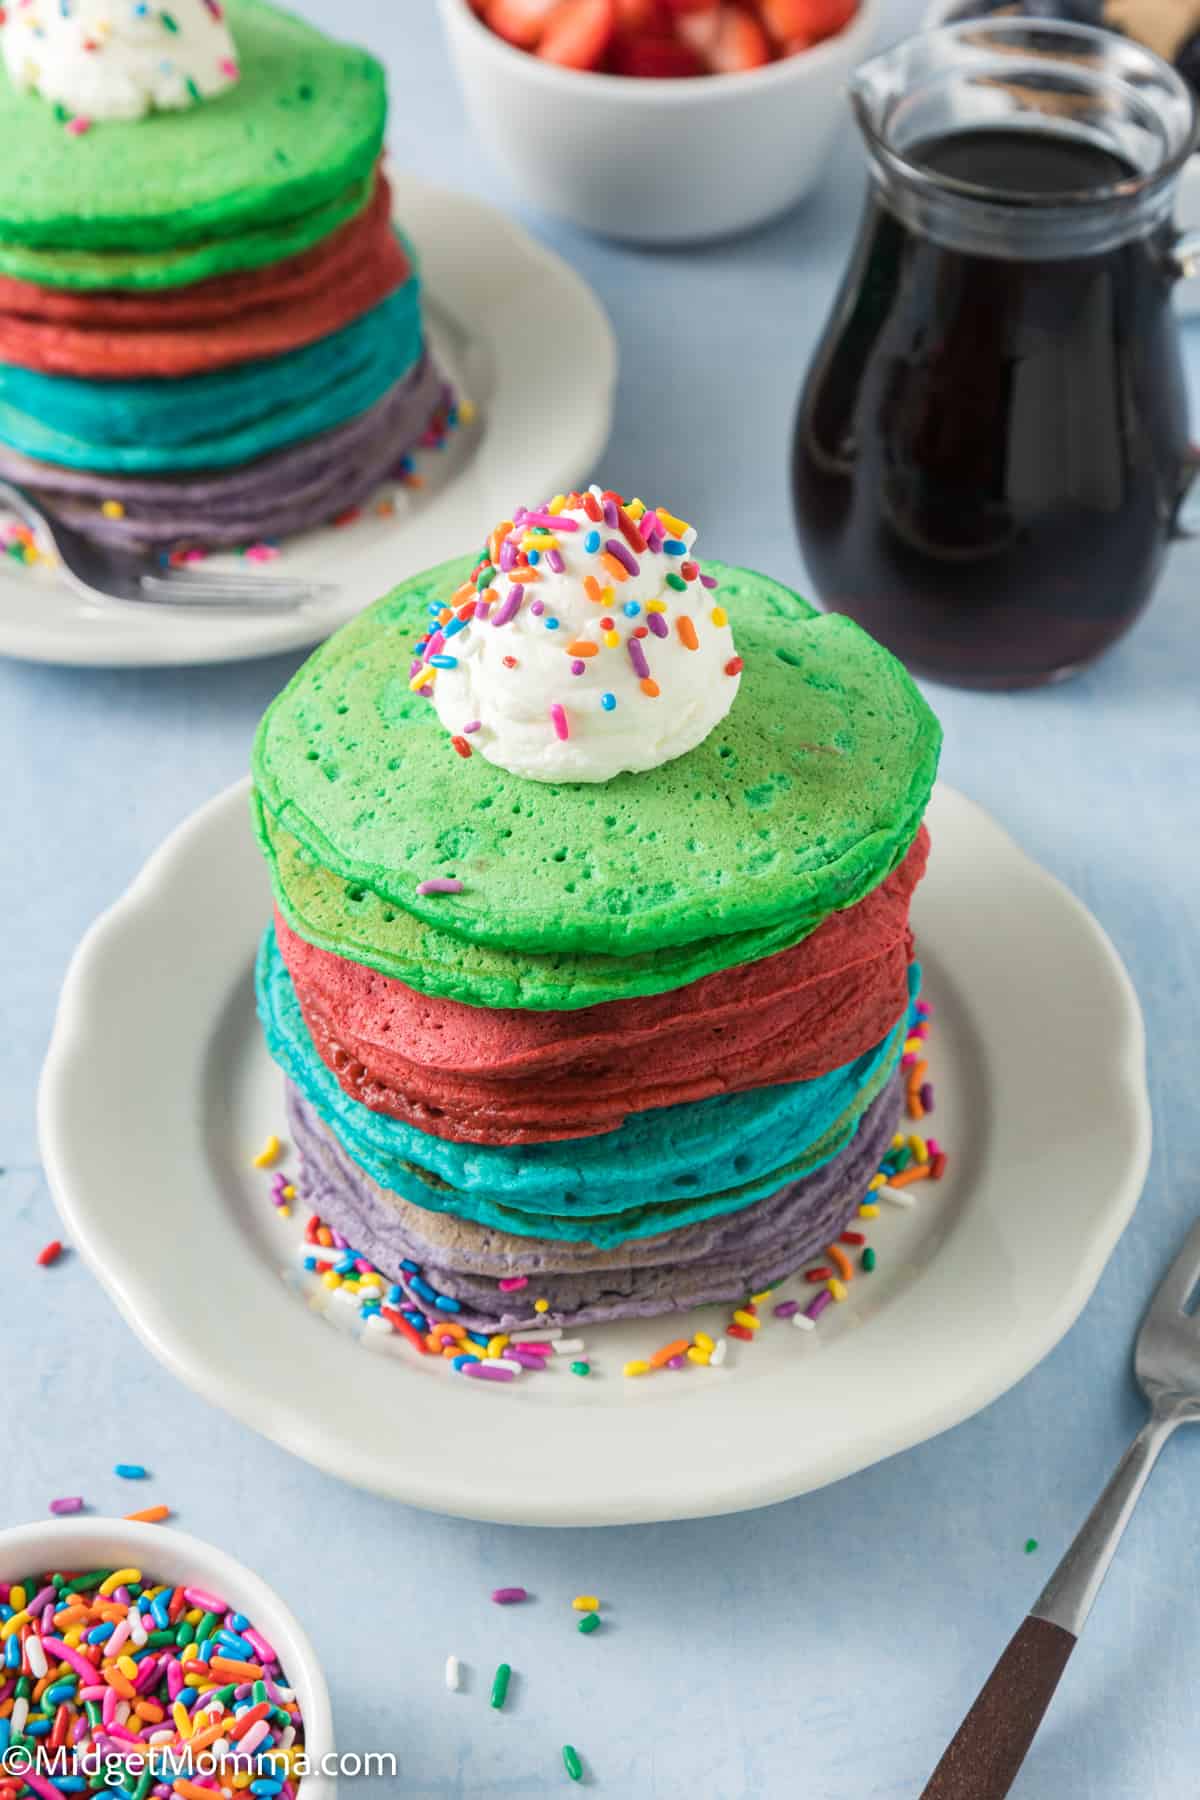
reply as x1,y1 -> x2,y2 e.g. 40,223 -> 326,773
0,478 -> 333,610
922,1218 -> 1200,1799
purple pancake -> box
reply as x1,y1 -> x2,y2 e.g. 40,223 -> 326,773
286,1072 -> 903,1331
0,355 -> 448,550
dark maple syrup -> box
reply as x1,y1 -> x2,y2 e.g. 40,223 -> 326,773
793,128 -> 1190,687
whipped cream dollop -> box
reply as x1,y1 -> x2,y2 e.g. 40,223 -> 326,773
420,488 -> 742,784
3,0 -> 240,123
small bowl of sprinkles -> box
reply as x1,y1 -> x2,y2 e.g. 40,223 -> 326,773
0,1517 -> 334,1799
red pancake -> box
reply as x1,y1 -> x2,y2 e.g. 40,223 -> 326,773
275,828 -> 929,1145
0,173 -> 410,378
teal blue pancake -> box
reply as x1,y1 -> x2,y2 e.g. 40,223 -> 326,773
0,276 -> 420,474
253,563 -> 942,964
256,925 -> 912,1246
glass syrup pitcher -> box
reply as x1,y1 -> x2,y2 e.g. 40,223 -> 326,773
792,17 -> 1200,688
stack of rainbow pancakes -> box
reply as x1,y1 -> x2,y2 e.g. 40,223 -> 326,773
252,488 -> 943,1341
0,0 -> 449,552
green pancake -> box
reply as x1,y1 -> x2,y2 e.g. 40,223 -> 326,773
0,176 -> 373,293
0,0 -> 385,253
257,800 -> 860,1012
253,557 -> 942,972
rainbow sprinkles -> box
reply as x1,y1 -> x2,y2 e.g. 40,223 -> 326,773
0,1567 -> 305,1798
264,994 -> 949,1387
410,487 -> 743,783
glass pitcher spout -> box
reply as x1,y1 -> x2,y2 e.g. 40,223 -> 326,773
845,33 -> 899,151
845,18 -> 1197,259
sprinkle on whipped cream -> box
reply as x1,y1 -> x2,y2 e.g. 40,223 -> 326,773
413,486 -> 741,783
2,0 -> 240,124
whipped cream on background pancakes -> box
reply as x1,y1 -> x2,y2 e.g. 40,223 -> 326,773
423,488 -> 742,783
3,0 -> 239,123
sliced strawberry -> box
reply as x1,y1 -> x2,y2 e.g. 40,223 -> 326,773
757,0 -> 855,47
484,0 -> 558,48
805,0 -> 857,38
674,1 -> 721,53
756,0 -> 809,41
538,0 -> 616,66
661,0 -> 720,12
613,0 -> 671,27
612,31 -> 705,74
704,3 -> 771,71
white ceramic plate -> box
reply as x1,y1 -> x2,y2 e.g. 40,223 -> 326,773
39,780 -> 1150,1526
0,176 -> 616,668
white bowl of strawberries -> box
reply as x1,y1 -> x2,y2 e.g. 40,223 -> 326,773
438,0 -> 881,243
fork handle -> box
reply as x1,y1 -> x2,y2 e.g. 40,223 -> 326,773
919,1615 -> 1076,1799
920,1413 -> 1178,1799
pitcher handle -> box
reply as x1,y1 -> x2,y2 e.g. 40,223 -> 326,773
1170,229 -> 1200,538
1172,445 -> 1200,539
1171,227 -> 1200,281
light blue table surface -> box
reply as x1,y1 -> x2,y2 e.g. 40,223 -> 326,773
4,4 -> 1200,1795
